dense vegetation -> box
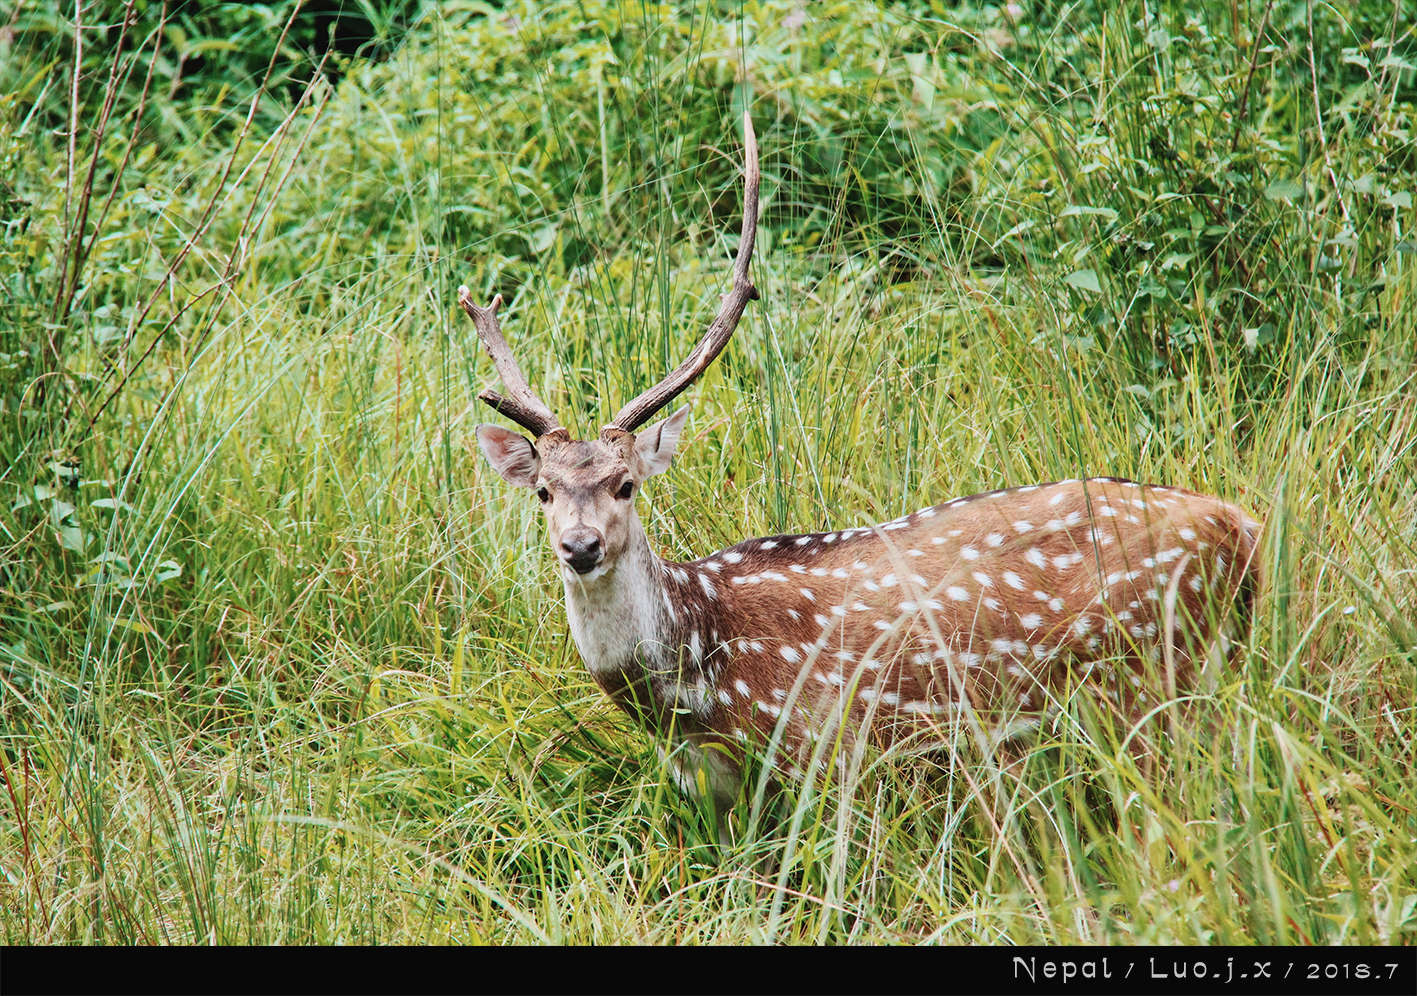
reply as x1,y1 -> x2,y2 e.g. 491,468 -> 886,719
1,0 -> 1414,943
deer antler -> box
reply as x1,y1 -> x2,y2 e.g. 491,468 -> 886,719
459,288 -> 562,438
609,110 -> 761,434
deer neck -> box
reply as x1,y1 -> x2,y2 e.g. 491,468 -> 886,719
561,519 -> 683,683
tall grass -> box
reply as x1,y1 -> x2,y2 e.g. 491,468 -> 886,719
1,0 -> 1414,943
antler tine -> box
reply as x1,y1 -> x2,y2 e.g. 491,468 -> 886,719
610,110 -> 761,434
458,286 -> 562,437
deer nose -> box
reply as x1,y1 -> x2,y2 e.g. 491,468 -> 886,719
559,527 -> 603,575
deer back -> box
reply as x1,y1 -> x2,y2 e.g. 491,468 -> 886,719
648,477 -> 1261,780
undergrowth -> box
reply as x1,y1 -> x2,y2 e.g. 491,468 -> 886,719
0,0 -> 1414,944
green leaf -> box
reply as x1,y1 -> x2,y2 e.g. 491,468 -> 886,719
91,497 -> 135,512
1064,269 -> 1101,293
1265,179 -> 1304,200
528,224 -> 558,254
1059,205 -> 1118,221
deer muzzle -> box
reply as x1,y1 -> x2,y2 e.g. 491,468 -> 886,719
559,526 -> 604,575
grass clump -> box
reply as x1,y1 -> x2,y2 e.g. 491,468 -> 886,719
0,0 -> 1414,944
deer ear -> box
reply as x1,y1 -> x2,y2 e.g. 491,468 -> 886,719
634,405 -> 689,479
476,424 -> 541,488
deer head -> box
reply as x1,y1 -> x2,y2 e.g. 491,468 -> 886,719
476,410 -> 689,581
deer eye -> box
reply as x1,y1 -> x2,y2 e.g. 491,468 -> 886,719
617,480 -> 634,500
536,487 -> 551,504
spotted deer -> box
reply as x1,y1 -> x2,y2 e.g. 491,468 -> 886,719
466,113 -> 1262,809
